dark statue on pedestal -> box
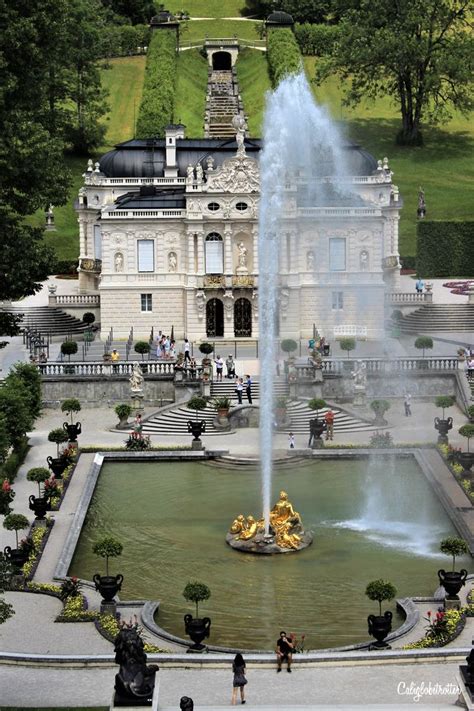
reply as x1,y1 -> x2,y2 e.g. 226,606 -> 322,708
113,627 -> 159,706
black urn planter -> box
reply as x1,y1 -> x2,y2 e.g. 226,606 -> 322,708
93,573 -> 124,603
63,421 -> 82,443
3,545 -> 29,571
434,417 -> 453,443
184,613 -> 211,652
367,611 -> 392,649
28,494 -> 48,520
309,418 -> 327,448
455,452 -> 474,477
46,456 -> 68,479
187,420 -> 206,441
438,569 -> 468,599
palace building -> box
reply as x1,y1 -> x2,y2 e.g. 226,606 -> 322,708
76,124 -> 402,342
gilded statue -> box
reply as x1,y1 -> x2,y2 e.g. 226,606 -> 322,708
228,491 -> 306,550
230,514 -> 246,534
270,490 -> 302,530
275,521 -> 301,550
237,515 -> 264,540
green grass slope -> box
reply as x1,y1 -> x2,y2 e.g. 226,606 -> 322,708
166,0 -> 247,16
174,49 -> 208,137
304,57 -> 474,257
236,48 -> 271,136
181,19 -> 261,41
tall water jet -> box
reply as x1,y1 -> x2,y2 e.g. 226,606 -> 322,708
258,72 -> 354,531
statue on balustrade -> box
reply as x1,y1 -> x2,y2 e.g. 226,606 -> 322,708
129,363 -> 144,392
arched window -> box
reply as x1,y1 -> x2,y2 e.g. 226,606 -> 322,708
205,232 -> 223,273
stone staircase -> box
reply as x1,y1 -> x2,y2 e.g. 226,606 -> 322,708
5,306 -> 88,337
397,304 -> 474,333
204,68 -> 246,138
142,379 -> 376,437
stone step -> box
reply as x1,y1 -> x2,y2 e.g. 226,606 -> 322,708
5,306 -> 88,335
397,304 -> 474,333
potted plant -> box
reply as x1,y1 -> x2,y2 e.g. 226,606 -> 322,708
339,337 -> 356,359
61,398 -> 82,442
434,395 -> 455,443
365,579 -> 397,649
414,336 -> 433,367
115,403 -> 133,428
183,580 -> 211,652
281,338 -> 298,361
308,398 -> 327,447
92,536 -> 124,604
3,513 -> 30,570
370,400 -> 391,426
438,537 -> 469,601
47,427 -> 70,478
198,343 -> 213,380
61,340 -> 78,373
187,396 -> 207,443
26,467 -> 50,519
212,395 -> 231,418
0,478 -> 15,516
456,424 -> 474,476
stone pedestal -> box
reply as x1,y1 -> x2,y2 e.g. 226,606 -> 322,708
131,392 -> 144,412
353,385 -> 367,407
191,440 -> 203,451
444,597 -> 461,611
101,600 -> 117,615
201,380 -> 211,398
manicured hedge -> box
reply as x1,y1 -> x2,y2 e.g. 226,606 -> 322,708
267,28 -> 302,87
135,29 -> 177,138
100,24 -> 151,58
417,221 -> 474,277
294,23 -> 340,56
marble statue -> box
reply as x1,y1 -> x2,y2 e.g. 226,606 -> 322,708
360,250 -> 369,271
417,186 -> 426,219
237,241 -> 248,269
114,252 -> 124,272
168,252 -> 177,272
186,165 -> 194,183
195,163 -> 203,182
307,250 -> 314,270
352,360 -> 367,388
232,114 -> 246,154
129,363 -> 144,392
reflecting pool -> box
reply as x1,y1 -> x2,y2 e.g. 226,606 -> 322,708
70,456 -> 461,649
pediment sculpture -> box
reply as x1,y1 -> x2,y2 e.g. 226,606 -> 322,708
206,153 -> 260,194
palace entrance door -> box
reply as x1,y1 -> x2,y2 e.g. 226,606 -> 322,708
206,298 -> 224,337
234,297 -> 252,337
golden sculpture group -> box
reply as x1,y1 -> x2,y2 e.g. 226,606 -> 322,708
229,490 -> 304,551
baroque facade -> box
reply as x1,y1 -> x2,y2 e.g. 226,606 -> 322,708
76,125 -> 401,341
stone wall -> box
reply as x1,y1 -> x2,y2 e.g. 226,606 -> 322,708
41,377 -> 176,408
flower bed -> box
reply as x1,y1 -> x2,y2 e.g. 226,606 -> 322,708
438,444 -> 474,504
21,521 -> 54,580
404,607 -> 466,649
48,461 -> 77,511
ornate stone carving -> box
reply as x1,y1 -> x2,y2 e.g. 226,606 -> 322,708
232,275 -> 254,288
206,153 -> 260,194
223,290 -> 234,321
360,250 -> 369,271
203,275 -> 225,288
307,251 -> 314,270
195,290 -> 206,319
279,288 -> 290,320
236,241 -> 248,274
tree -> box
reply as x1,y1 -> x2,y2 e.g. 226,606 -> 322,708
182,581 -> 211,618
435,395 -> 455,419
134,341 -> 151,360
339,338 -> 356,358
0,378 -> 36,449
26,467 -> 51,498
101,0 -> 156,24
439,536 -> 468,571
244,0 -> 331,22
3,514 -> 30,549
316,0 -> 474,145
308,398 -> 327,418
48,428 -> 70,456
61,399 -> 82,424
9,364 -> 43,420
61,341 -> 78,362
459,424 -> 474,452
93,536 -> 123,576
365,579 -> 397,616
280,339 -> 298,355
414,336 -> 433,357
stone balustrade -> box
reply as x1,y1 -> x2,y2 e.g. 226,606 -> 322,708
38,361 -> 202,380
54,294 -> 100,306
317,357 -> 458,376
385,292 -> 432,304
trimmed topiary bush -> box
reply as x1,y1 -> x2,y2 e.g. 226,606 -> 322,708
417,221 -> 474,278
365,579 -> 397,616
134,341 -> 151,360
135,29 -> 177,138
60,340 -> 78,361
3,513 -> 29,548
281,339 -> 298,355
439,537 -> 469,572
48,428 -> 69,456
92,536 -> 123,577
61,399 -> 81,424
459,424 -> 474,452
183,580 -> 211,618
26,467 -> 50,497
435,395 -> 455,419
414,336 -> 433,357
267,27 -> 302,87
339,338 -> 356,358
308,398 -> 327,417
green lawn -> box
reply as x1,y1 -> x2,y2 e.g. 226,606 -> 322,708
166,0 -> 248,17
236,48 -> 271,137
180,18 -> 261,41
175,49 -> 208,137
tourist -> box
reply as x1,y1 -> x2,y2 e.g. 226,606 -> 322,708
288,432 -> 295,449
324,409 -> 335,440
235,377 -> 243,405
276,631 -> 294,672
184,338 -> 191,362
226,354 -> 235,379
404,393 -> 412,416
214,354 -> 224,381
245,374 -> 252,404
132,413 -> 143,440
468,358 -> 474,380
39,351 -> 47,363
231,652 -> 247,705
111,348 -> 120,372
169,340 -> 176,359
164,336 -> 171,359
415,277 -> 424,293
189,357 -> 197,378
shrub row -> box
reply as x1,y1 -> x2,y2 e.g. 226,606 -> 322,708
417,221 -> 474,277
100,24 -> 151,58
135,29 -> 177,139
267,28 -> 302,87
294,23 -> 340,56
0,437 -> 29,483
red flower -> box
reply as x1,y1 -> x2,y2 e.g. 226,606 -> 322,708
427,611 -> 431,617
2,479 -> 11,492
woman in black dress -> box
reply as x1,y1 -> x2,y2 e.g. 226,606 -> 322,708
231,652 -> 247,705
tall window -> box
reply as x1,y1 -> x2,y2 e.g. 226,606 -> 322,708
137,240 -> 154,272
329,238 -> 346,271
332,291 -> 344,310
141,294 -> 152,312
205,232 -> 223,273
93,225 -> 102,260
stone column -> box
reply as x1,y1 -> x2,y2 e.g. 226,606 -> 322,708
197,231 -> 205,274
187,231 -> 195,273
78,218 -> 87,255
252,224 -> 259,273
224,227 -> 233,274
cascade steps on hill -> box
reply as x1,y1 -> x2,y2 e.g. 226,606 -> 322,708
143,379 -> 376,437
397,304 -> 474,333
4,306 -> 88,337
205,69 -> 245,138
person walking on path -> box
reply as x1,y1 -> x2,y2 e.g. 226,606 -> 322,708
288,432 -> 295,449
184,338 -> 191,362
231,652 -> 247,705
324,409 -> 335,441
245,374 -> 252,404
214,355 -> 224,382
276,631 -> 294,673
404,393 -> 412,416
235,377 -> 243,405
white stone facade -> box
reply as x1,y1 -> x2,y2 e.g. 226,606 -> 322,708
76,129 -> 401,341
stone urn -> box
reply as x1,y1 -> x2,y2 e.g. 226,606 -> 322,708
455,452 -> 474,477
438,569 -> 468,600
187,420 -> 206,441
3,545 -> 29,571
309,418 -> 327,448
367,611 -> 392,649
93,573 -> 124,603
46,455 -> 68,479
63,421 -> 82,443
434,417 -> 453,444
28,494 -> 48,520
184,613 -> 211,652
